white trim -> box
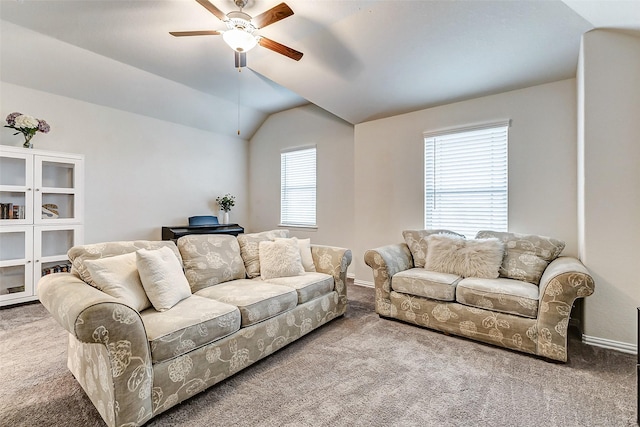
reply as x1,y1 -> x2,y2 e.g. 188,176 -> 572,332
347,272 -> 355,279
582,334 -> 637,355
278,224 -> 318,230
353,279 -> 374,288
422,119 -> 511,139
280,144 -> 317,154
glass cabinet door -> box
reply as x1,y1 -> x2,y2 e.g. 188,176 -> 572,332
0,226 -> 34,302
33,225 -> 82,294
34,155 -> 83,224
0,151 -> 34,225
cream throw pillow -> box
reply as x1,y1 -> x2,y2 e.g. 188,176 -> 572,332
275,237 -> 316,272
259,239 -> 305,280
237,229 -> 290,278
83,252 -> 151,311
424,234 -> 505,279
136,246 -> 192,312
402,229 -> 465,268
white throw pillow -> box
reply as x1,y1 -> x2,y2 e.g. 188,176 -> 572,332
275,237 -> 316,272
83,252 -> 151,311
424,234 -> 505,279
259,239 -> 305,280
136,246 -> 192,312
237,229 -> 290,278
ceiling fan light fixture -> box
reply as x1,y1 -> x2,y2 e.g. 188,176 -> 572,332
222,28 -> 257,52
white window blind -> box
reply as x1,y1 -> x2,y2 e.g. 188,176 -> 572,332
281,147 -> 317,227
424,122 -> 509,238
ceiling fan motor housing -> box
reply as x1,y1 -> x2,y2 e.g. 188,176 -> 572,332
225,11 -> 256,32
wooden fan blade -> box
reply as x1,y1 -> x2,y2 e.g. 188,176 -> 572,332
169,30 -> 221,37
258,37 -> 303,61
252,2 -> 293,29
195,0 -> 228,21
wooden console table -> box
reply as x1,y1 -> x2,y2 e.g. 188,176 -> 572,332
161,224 -> 244,241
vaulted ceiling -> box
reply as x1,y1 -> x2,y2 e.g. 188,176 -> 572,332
1,0 -> 639,138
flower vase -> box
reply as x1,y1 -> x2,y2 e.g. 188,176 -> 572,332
221,211 -> 230,224
23,133 -> 34,149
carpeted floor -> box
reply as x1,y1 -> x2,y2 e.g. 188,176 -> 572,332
0,283 -> 636,426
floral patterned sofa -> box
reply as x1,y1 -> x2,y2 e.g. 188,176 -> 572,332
38,230 -> 351,427
364,230 -> 594,362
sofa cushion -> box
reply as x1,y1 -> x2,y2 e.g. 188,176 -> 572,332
68,240 -> 183,287
259,239 -> 305,280
140,294 -> 241,364
263,272 -> 334,304
83,252 -> 152,311
136,246 -> 192,312
456,277 -> 539,318
177,234 -> 246,293
476,231 -> 565,285
424,234 -> 504,279
392,268 -> 461,302
195,279 -> 298,327
237,229 -> 289,278
402,229 -> 465,268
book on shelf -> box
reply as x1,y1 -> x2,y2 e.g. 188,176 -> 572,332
0,203 -> 25,219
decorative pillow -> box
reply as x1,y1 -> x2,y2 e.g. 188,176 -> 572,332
259,239 -> 305,280
424,234 -> 505,279
475,230 -> 565,285
136,246 -> 191,312
83,252 -> 151,311
177,234 -> 246,293
275,237 -> 316,272
237,229 -> 289,278
68,240 -> 183,287
402,229 -> 465,268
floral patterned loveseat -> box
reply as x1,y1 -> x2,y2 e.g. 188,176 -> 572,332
38,231 -> 351,427
364,230 -> 594,362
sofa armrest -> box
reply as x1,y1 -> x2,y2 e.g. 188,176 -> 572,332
311,245 -> 352,304
364,243 -> 414,316
536,256 -> 595,362
38,273 -> 153,426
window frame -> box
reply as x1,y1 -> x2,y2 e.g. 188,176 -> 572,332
279,145 -> 317,229
423,120 -> 510,238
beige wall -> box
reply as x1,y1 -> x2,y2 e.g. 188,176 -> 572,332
248,104 -> 355,258
354,79 -> 578,284
578,30 -> 640,349
1,23 -> 250,244
0,82 -> 249,243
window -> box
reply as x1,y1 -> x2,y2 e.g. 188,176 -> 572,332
280,147 -> 316,227
424,121 -> 509,238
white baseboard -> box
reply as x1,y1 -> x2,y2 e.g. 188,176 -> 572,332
353,279 -> 374,288
347,272 -> 355,279
582,334 -> 637,355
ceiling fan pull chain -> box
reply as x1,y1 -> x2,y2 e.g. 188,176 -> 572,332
237,64 -> 241,136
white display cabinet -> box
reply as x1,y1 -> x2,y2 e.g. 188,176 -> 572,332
0,145 -> 84,306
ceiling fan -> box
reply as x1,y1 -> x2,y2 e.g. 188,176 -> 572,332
170,0 -> 303,67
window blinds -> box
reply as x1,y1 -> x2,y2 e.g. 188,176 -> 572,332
424,122 -> 508,238
281,147 -> 317,227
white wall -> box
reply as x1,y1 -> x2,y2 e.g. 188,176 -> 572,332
354,79 -> 578,283
248,104 -> 354,255
578,30 -> 640,349
1,82 -> 248,243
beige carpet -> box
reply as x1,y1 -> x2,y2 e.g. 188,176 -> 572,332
0,284 -> 636,426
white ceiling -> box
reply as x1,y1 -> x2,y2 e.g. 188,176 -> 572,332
1,0 -> 639,139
